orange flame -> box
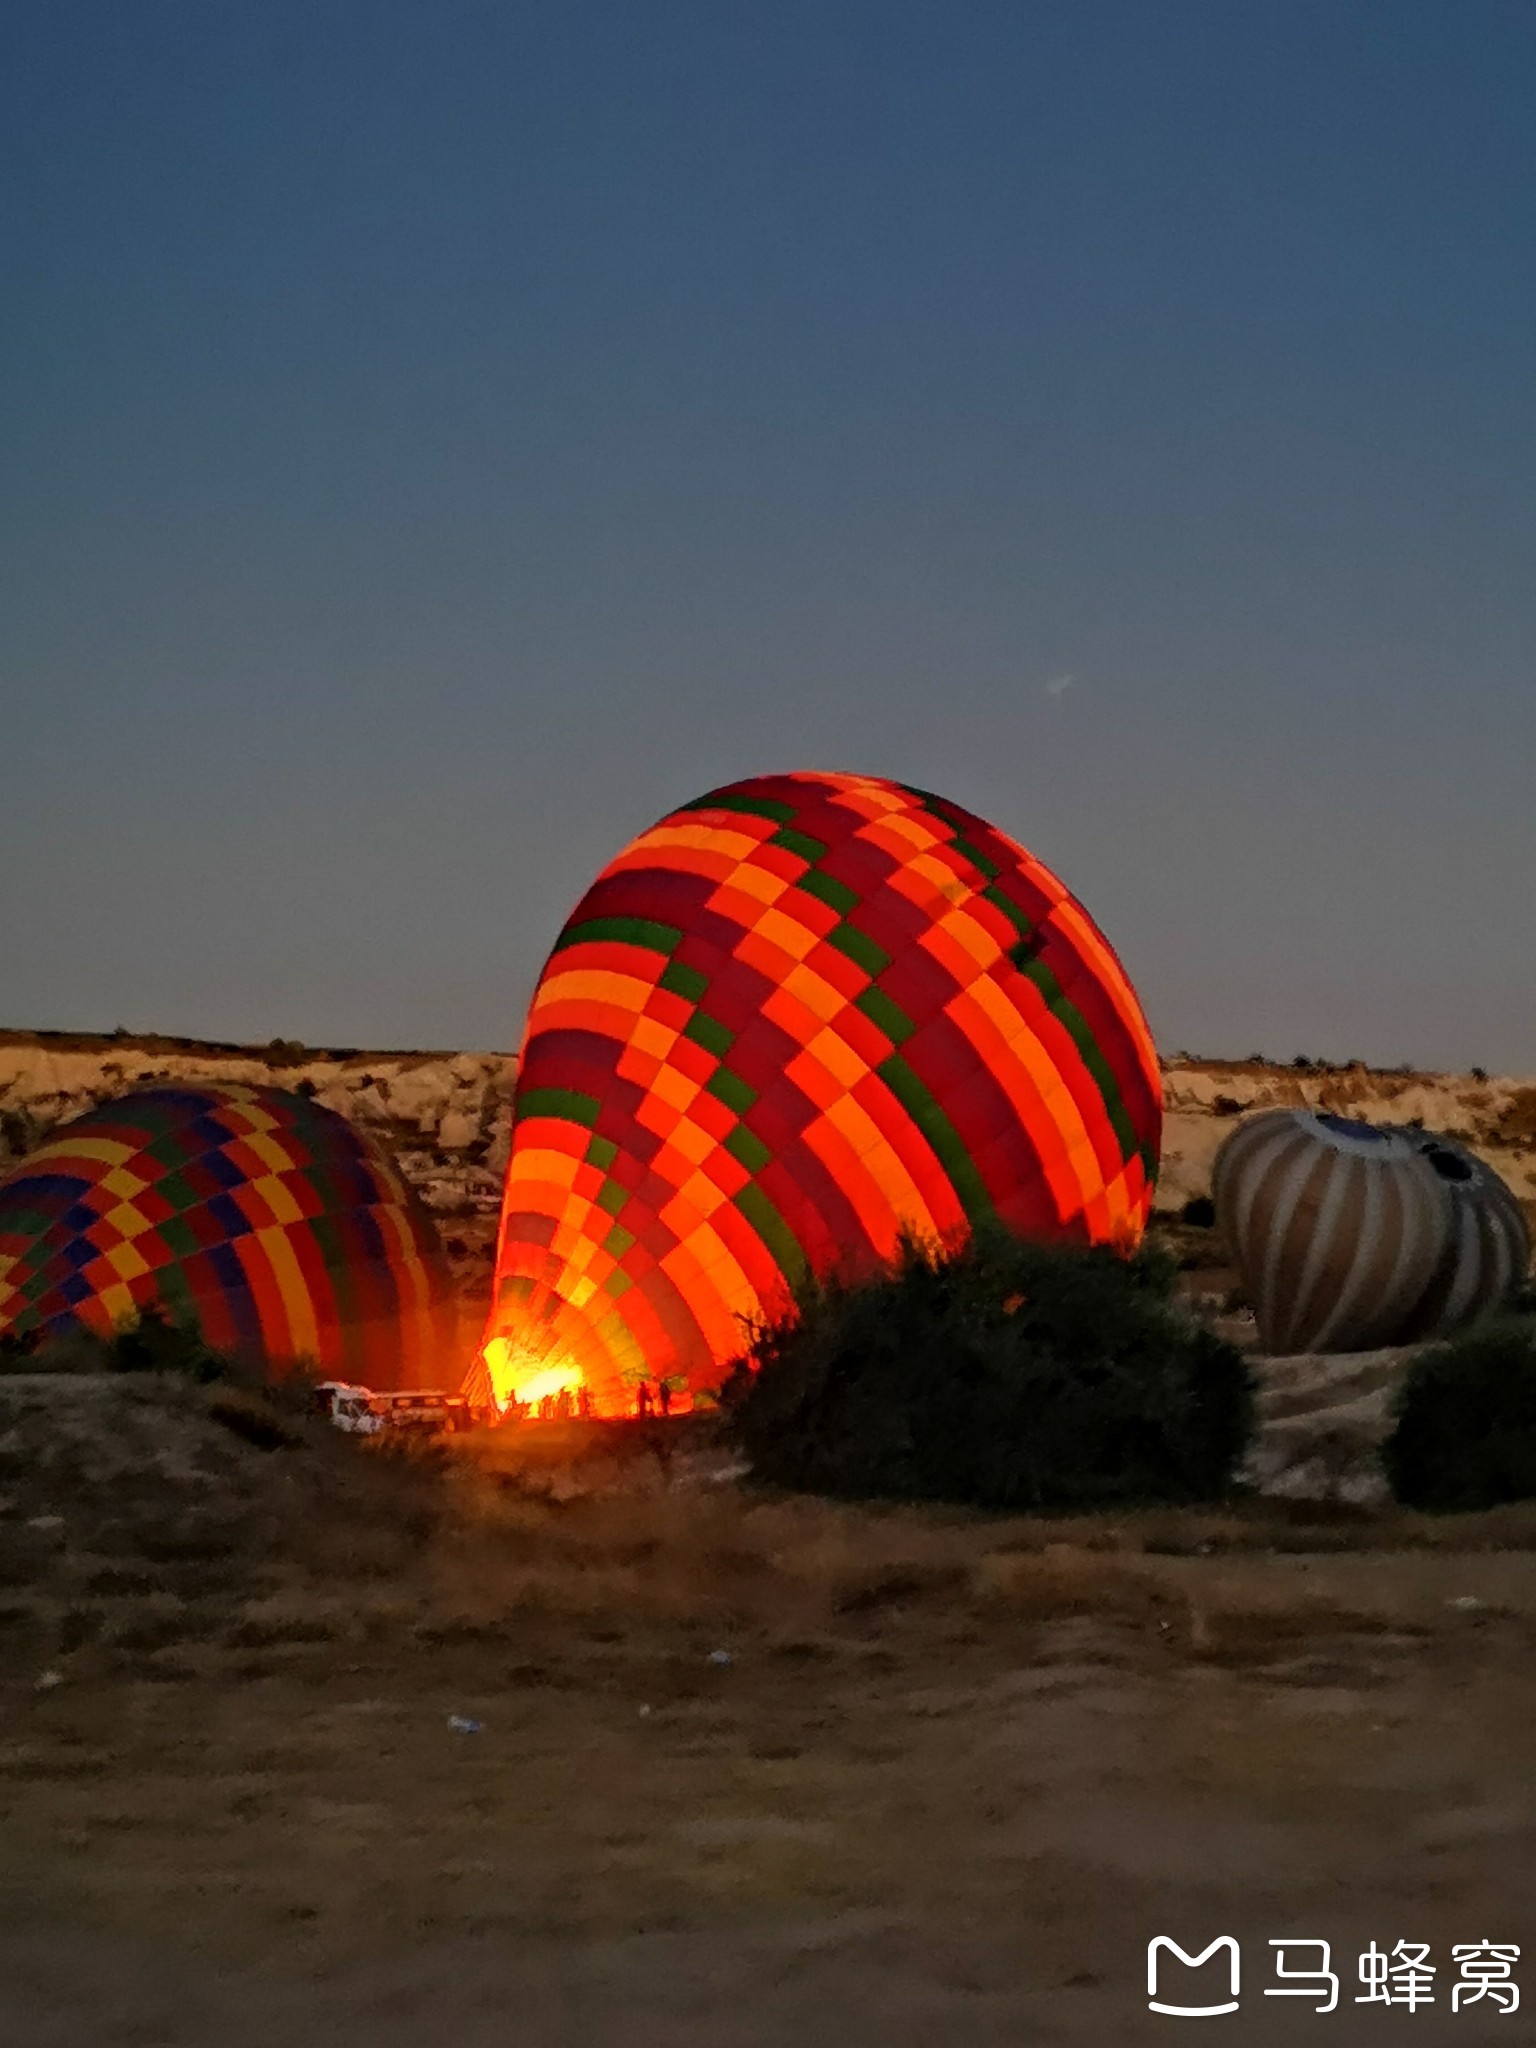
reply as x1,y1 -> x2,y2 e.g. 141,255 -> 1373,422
480,1336 -> 584,1412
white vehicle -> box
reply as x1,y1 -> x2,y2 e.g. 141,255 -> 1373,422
312,1381 -> 384,1435
370,1389 -> 475,1435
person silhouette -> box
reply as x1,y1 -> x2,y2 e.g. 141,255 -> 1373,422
636,1381 -> 652,1419
657,1378 -> 672,1417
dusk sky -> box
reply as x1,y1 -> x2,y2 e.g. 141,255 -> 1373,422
4,1 -> 1533,1071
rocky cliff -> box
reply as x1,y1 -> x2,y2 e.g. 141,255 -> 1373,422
0,1030 -> 517,1316
4,1031 -> 1534,1323
1159,1057 -> 1536,1226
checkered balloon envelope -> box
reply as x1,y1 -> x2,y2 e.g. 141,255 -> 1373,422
477,771 -> 1162,1414
0,1084 -> 455,1388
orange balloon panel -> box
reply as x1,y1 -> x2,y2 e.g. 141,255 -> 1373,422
480,772 -> 1161,1410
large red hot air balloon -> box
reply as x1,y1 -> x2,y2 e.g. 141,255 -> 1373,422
480,771 -> 1161,1413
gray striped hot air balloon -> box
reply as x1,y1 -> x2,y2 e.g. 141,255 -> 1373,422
1388,1129 -> 1531,1343
1213,1109 -> 1528,1355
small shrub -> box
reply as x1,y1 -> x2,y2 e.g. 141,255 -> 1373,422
105,1306 -> 236,1381
206,1388 -> 304,1450
0,1329 -> 41,1371
1497,1088 -> 1536,1146
1181,1196 -> 1217,1228
264,1037 -> 310,1067
1385,1319 -> 1536,1512
0,1310 -> 302,1396
0,1107 -> 38,1160
720,1229 -> 1253,1512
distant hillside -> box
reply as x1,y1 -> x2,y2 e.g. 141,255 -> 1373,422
4,1032 -> 1534,1311
0,1030 -> 517,1313
1159,1055 -> 1536,1226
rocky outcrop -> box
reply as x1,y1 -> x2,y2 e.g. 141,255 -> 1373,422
0,1031 -> 517,1315
5,1033 -> 1533,1329
1159,1059 -> 1536,1224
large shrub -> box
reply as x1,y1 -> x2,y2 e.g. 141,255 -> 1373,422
1385,1317 -> 1536,1511
0,1307 -> 242,1383
720,1229 -> 1253,1511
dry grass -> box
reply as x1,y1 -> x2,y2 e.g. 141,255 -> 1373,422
9,1377 -> 1536,2045
8,1375 -> 1536,1695
270,1427 -> 1536,1682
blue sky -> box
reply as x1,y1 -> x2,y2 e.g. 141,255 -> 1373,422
3,1 -> 1533,1068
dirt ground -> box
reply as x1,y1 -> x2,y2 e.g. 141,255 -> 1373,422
3,1389 -> 1536,2045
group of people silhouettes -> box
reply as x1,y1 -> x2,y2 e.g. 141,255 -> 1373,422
507,1379 -> 680,1423
531,1385 -> 592,1422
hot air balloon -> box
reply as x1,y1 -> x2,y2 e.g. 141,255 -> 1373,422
1212,1109 -> 1529,1354
1390,1128 -> 1530,1343
479,770 -> 1161,1414
0,1084 -> 455,1388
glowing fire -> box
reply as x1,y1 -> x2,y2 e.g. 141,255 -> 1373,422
480,1336 -> 584,1413
509,1360 -> 582,1408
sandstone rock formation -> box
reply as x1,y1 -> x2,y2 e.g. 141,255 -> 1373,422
5,1033 -> 1532,1377
0,1031 -> 517,1318
1160,1058 -> 1536,1227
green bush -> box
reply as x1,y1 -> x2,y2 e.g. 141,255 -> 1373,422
0,1307 -> 237,1382
720,1229 -> 1253,1511
96,1306 -> 235,1380
1385,1318 -> 1536,1511
0,1329 -> 42,1370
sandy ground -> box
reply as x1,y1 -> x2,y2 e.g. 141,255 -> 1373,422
5,1426 -> 1536,2047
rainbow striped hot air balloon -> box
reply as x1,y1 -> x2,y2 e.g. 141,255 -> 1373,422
0,1084 -> 455,1388
480,770 -> 1161,1413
